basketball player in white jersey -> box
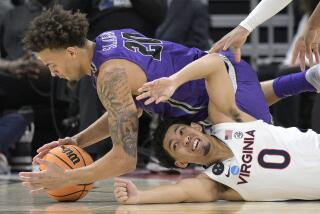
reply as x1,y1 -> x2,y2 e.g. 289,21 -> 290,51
113,63 -> 320,203
114,113 -> 320,203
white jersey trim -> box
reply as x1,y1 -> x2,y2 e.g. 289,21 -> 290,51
219,54 -> 237,93
165,98 -> 206,115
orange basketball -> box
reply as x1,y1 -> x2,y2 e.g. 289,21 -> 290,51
39,145 -> 94,202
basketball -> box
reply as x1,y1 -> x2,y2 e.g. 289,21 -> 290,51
39,145 -> 94,202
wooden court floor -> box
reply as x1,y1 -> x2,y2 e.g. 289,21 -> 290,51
0,174 -> 320,214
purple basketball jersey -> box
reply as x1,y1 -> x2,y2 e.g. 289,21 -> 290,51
91,29 -> 272,123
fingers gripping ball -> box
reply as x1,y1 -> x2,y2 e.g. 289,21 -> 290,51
39,145 -> 94,202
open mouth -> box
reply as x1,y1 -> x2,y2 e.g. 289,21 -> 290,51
192,138 -> 200,151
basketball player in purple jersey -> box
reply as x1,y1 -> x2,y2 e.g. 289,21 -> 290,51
19,6 -> 320,192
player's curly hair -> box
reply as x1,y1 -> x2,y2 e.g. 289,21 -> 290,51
23,5 -> 89,52
152,118 -> 192,169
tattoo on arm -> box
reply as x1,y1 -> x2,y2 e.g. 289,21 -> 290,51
97,68 -> 138,157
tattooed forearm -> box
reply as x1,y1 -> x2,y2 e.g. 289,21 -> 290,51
97,68 -> 138,157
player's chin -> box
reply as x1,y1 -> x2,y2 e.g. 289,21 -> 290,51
203,143 -> 211,156
75,75 -> 84,82
66,76 -> 79,82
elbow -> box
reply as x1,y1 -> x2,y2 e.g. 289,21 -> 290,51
110,145 -> 138,174
120,150 -> 138,173
228,107 -> 242,122
114,152 -> 137,174
126,165 -> 136,174
123,158 -> 137,173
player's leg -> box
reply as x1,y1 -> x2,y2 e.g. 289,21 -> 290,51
261,64 -> 320,106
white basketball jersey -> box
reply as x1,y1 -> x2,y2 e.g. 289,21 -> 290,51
202,120 -> 320,201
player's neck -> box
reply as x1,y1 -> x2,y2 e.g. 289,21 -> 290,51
205,136 -> 233,167
83,40 -> 96,75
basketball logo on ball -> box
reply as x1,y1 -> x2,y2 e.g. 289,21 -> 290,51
39,145 -> 94,202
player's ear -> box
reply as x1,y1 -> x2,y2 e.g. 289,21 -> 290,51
175,161 -> 188,168
66,47 -> 77,58
190,122 -> 202,132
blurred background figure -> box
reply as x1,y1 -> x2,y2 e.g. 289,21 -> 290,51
0,0 -> 13,22
0,0 -> 71,172
0,113 -> 27,174
283,0 -> 320,68
155,0 -> 210,51
62,0 -> 166,40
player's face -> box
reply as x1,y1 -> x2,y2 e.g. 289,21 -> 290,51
163,123 -> 212,167
38,48 -> 83,81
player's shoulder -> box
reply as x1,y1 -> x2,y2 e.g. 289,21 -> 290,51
95,28 -> 142,41
94,28 -> 149,53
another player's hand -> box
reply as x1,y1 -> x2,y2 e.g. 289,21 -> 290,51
23,58 -> 50,79
5,57 -> 30,78
291,27 -> 320,71
19,158 -> 69,194
33,137 -> 78,165
114,178 -> 140,204
136,77 -> 177,105
209,25 -> 250,62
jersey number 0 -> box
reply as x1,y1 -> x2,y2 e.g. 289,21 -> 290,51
258,149 -> 291,169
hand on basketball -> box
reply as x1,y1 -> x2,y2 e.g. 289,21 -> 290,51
114,178 -> 140,204
136,77 -> 177,105
209,25 -> 250,62
33,137 -> 78,164
19,158 -> 69,194
291,27 -> 320,71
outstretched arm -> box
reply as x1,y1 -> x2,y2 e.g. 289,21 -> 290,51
114,174 -> 220,204
210,0 -> 293,61
307,2 -> 320,31
72,111 -> 111,147
137,53 -> 255,123
137,53 -> 226,104
238,0 -> 293,33
304,2 -> 320,66
198,55 -> 255,123
291,2 -> 320,70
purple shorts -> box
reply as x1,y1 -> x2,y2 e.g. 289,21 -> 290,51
221,51 -> 272,124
